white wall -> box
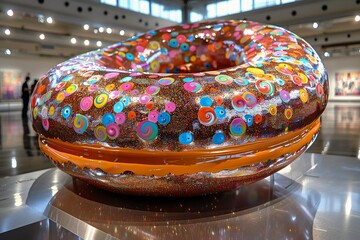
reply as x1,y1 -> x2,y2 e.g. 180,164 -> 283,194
322,55 -> 360,101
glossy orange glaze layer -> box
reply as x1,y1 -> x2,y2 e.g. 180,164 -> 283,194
40,119 -> 320,176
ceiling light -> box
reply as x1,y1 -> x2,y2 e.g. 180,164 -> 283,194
94,29 -> 98,34
84,40 -> 90,46
106,27 -> 112,34
70,37 -> 77,44
7,9 -> 14,17
46,17 -> 53,24
119,30 -> 125,36
312,22 -> 319,29
96,41 -> 102,47
83,24 -> 89,30
39,33 -> 45,40
99,27 -> 104,33
38,14 -> 45,23
324,51 -> 330,57
4,29 -> 11,35
5,49 -> 11,55
355,15 -> 360,22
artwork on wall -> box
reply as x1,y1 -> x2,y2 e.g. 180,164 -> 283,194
335,72 -> 360,96
0,69 -> 22,100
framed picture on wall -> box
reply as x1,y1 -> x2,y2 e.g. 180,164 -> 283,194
0,69 -> 23,100
335,72 -> 360,96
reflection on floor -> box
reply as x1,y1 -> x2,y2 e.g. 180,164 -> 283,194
0,102 -> 359,178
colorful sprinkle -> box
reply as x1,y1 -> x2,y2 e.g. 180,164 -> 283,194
148,110 -> 159,123
49,105 -> 55,116
299,89 -> 308,103
279,90 -> 291,103
139,94 -> 151,104
120,96 -> 130,107
61,106 -> 71,119
244,114 -> 253,127
212,132 -> 225,144
120,76 -> 132,82
214,107 -> 226,119
146,85 -> 160,95
105,83 -> 115,91
94,93 -> 108,108
165,102 -> 176,112
80,96 -> 93,111
102,113 -> 115,126
230,118 -> 246,137
234,77 -> 249,86
42,119 -> 49,131
255,80 -> 274,95
200,96 -> 213,107
182,77 -> 194,82
106,123 -> 120,139
184,82 -> 202,93
115,112 -> 126,124
285,108 -> 293,120
94,125 -> 107,141
137,120 -> 158,141
198,107 -> 217,126
55,82 -> 67,91
158,112 -> 171,125
73,114 -> 88,134
56,91 -> 66,103
215,75 -> 233,85
231,96 -> 246,112
158,77 -> 175,86
119,82 -> 134,92
243,92 -> 258,108
113,101 -> 124,113
179,132 -> 193,145
269,105 -> 277,115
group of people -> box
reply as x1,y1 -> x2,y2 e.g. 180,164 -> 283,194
21,73 -> 38,119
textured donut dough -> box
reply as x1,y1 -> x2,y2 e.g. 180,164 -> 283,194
32,20 -> 328,196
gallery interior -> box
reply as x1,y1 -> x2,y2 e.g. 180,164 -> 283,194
0,0 -> 360,239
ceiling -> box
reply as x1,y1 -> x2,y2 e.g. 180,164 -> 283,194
0,0 -> 360,60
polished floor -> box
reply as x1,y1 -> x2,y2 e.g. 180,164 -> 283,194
0,102 -> 359,178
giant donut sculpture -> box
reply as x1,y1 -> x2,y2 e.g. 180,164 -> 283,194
31,20 -> 328,196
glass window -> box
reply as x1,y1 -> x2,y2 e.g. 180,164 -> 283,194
151,2 -> 161,17
228,0 -> 240,15
139,0 -> 150,14
206,3 -> 216,18
241,0 -> 253,12
119,0 -> 129,8
101,0 -> 117,6
190,11 -> 203,22
216,1 -> 228,17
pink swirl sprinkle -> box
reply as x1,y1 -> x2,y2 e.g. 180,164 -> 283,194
115,112 -> 126,124
130,89 -> 139,95
148,110 -> 159,123
80,96 -> 93,111
42,119 -> 49,131
145,85 -> 160,95
242,92 -> 258,108
106,123 -> 120,139
139,94 -> 151,104
88,84 -> 98,92
165,102 -> 176,112
184,82 -> 202,93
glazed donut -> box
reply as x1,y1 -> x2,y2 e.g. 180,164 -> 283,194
31,20 -> 328,196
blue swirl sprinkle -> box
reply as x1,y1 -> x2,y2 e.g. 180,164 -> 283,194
169,39 -> 179,48
113,101 -> 124,113
120,76 -> 132,82
126,53 -> 134,61
61,106 -> 71,119
158,112 -> 171,125
183,77 -> 194,82
212,132 -> 225,144
102,113 -> 115,126
200,96 -> 212,107
214,107 -> 226,119
179,132 -> 193,145
180,43 -> 189,51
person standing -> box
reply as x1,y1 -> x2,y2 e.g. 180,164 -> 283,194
21,75 -> 31,119
31,79 -> 38,95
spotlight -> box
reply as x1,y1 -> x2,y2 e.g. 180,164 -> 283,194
46,17 -> 53,24
324,51 -> 330,57
106,27 -> 112,34
39,33 -> 45,40
312,22 -> 319,29
96,41 -> 102,47
70,37 -> 77,44
4,29 -> 11,35
99,27 -> 104,33
7,9 -> 14,17
84,40 -> 90,46
83,24 -> 89,30
5,49 -> 11,55
94,29 -> 99,34
355,15 -> 360,22
119,30 -> 125,36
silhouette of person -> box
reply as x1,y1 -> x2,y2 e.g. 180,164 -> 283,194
21,74 -> 31,119
31,79 -> 38,95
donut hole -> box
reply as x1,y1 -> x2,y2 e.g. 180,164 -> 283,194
99,22 -> 248,73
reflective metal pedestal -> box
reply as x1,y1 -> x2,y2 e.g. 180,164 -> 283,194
1,153 -> 360,239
